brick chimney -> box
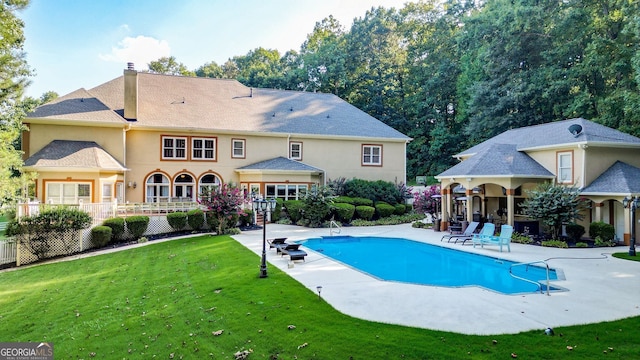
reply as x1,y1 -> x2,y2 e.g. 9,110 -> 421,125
124,62 -> 138,121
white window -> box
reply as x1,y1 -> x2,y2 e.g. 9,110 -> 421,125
146,173 -> 170,202
362,145 -> 382,166
102,183 -> 113,203
199,174 -> 221,200
289,142 -> 302,160
192,137 -> 216,160
162,136 -> 187,160
557,151 -> 573,183
232,139 -> 246,158
266,184 -> 308,200
174,173 -> 195,201
46,183 -> 91,204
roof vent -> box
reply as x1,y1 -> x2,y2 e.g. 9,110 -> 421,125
127,62 -> 135,70
568,124 -> 583,137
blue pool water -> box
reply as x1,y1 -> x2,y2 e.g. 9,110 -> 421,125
298,236 -> 560,295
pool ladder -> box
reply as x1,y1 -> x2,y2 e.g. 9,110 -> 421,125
509,260 -> 552,296
330,221 -> 341,236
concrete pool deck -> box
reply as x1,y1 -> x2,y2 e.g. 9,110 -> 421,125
233,223 -> 640,335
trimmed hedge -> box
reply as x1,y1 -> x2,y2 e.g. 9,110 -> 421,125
566,223 -> 585,241
394,204 -> 406,215
352,197 -> 374,207
167,212 -> 188,231
332,203 -> 356,223
239,209 -> 254,227
355,205 -> 375,220
102,217 -> 125,243
187,209 -> 205,230
126,216 -> 149,240
375,202 -> 396,218
589,221 -> 615,242
333,196 -> 355,205
91,226 -> 112,248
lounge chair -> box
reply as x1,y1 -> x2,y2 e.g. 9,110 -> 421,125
466,223 -> 496,246
280,243 -> 308,262
473,224 -> 513,252
440,221 -> 479,243
268,237 -> 288,252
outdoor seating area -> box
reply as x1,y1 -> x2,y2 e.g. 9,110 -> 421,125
268,237 -> 307,261
440,221 -> 479,243
472,224 -> 513,252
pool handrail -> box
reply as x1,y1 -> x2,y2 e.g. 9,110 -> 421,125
509,260 -> 552,296
330,221 -> 341,236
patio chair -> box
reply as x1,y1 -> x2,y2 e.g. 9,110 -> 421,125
268,237 -> 288,253
473,224 -> 513,252
280,243 -> 308,262
466,223 -> 496,246
440,221 -> 479,243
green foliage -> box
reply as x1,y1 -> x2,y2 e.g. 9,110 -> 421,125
589,221 -> 616,242
344,179 -> 403,205
566,223 -> 585,241
541,240 -> 569,248
126,216 -> 149,240
332,196 -> 355,204
521,183 -> 587,239
355,205 -> 375,220
594,236 -> 616,247
375,202 -> 396,218
331,202 -> 355,223
284,200 -> 304,223
393,203 -> 406,215
90,226 -> 112,248
186,209 -> 205,230
412,221 -> 431,229
301,186 -> 333,228
148,56 -> 195,76
326,177 -> 348,196
352,197 -> 374,207
575,242 -> 589,248
270,198 -> 284,222
167,212 -> 188,231
239,208 -> 253,227
511,232 -> 533,245
10,207 -> 92,259
351,213 -> 424,226
102,217 -> 125,243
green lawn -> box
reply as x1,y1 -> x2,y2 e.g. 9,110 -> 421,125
0,235 -> 638,359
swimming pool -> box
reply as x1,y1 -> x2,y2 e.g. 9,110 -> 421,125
298,236 -> 562,295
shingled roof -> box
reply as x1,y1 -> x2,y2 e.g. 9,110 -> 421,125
28,72 -> 410,141
438,143 -> 554,179
236,157 -> 323,173
457,118 -> 640,157
581,161 -> 640,195
23,140 -> 127,171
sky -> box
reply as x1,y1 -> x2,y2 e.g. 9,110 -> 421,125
20,0 -> 409,98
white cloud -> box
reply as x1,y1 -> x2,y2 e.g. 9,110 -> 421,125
99,35 -> 171,70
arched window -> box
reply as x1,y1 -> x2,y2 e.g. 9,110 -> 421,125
146,173 -> 170,203
199,174 -> 221,200
174,173 -> 195,201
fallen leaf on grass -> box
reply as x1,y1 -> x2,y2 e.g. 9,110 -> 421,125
212,330 -> 224,336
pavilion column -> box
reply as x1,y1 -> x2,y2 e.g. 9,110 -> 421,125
593,202 -> 604,222
442,188 -> 451,231
466,189 -> 474,223
506,188 -> 515,227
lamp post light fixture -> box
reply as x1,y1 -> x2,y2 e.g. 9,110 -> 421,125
622,196 -> 638,256
252,197 -> 278,278
316,286 -> 323,300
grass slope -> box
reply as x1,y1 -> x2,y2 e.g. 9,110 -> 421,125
0,234 -> 638,359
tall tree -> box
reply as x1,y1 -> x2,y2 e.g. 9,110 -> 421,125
148,56 -> 195,76
0,0 -> 33,207
195,61 -> 224,78
228,47 -> 286,88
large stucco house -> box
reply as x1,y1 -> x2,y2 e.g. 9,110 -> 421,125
436,118 -> 640,244
22,66 -> 410,208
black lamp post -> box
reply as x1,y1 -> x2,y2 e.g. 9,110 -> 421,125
253,197 -> 277,277
622,196 -> 638,256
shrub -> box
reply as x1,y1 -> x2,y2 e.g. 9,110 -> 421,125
187,209 -> 205,230
394,204 -> 406,215
541,240 -> 569,248
589,221 -> 615,242
270,199 -> 284,222
126,216 -> 149,240
344,179 -> 403,205
375,202 -> 396,218
284,200 -> 304,223
355,205 -> 375,220
91,226 -> 112,248
200,183 -> 245,235
594,236 -> 616,247
332,196 -> 355,205
103,217 -> 125,243
167,212 -> 188,231
511,232 -> 533,244
352,197 -> 374,207
575,242 -> 589,248
206,212 -> 239,234
332,203 -> 355,223
239,208 -> 254,227
301,186 -> 333,228
565,223 -> 585,241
